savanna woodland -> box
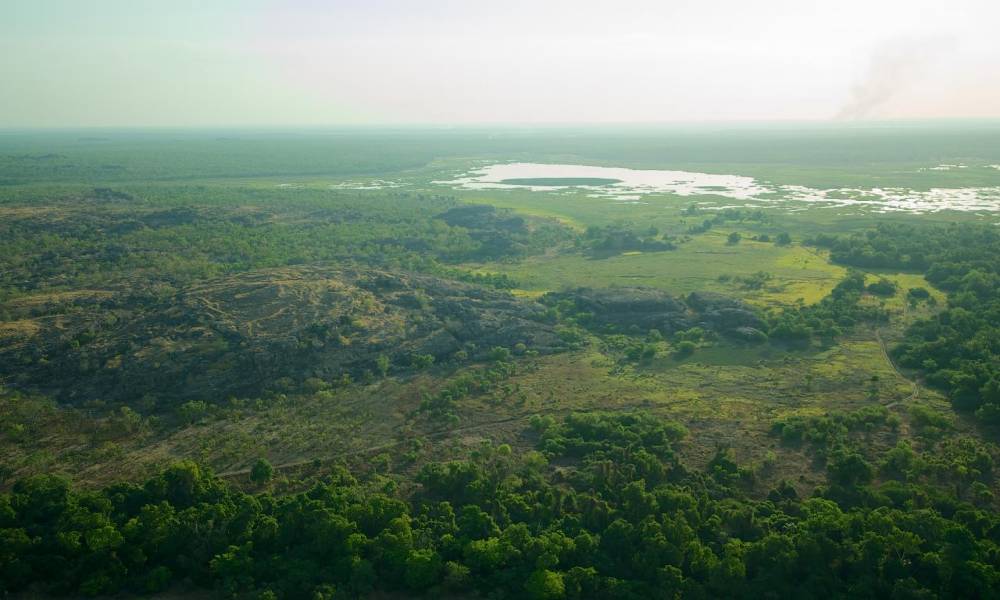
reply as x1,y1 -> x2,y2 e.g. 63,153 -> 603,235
4,3 -> 1000,599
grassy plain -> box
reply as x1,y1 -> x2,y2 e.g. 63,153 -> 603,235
471,231 -> 846,307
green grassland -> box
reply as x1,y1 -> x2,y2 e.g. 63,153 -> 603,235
471,231 -> 847,307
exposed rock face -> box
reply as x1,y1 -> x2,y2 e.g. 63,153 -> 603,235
0,267 -> 564,406
685,291 -> 743,312
547,287 -> 692,332
546,287 -> 764,336
687,291 -> 766,332
731,326 -> 769,342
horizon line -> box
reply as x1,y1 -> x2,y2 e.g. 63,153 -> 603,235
3,116 -> 1000,133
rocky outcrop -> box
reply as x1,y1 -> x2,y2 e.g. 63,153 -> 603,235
547,287 -> 764,338
687,291 -> 765,332
0,267 -> 564,407
546,287 -> 692,333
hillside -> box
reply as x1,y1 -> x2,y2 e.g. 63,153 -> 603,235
0,267 -> 567,406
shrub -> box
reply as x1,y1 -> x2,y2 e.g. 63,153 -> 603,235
866,278 -> 897,296
249,458 -> 273,483
674,341 -> 696,359
178,400 -> 208,424
411,353 -> 435,369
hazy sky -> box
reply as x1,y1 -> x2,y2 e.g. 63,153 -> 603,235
2,0 -> 999,127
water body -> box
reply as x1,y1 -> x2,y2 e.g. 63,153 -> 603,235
438,162 -> 1000,213
328,179 -> 404,190
500,177 -> 622,187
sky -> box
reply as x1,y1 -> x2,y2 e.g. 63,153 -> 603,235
2,0 -> 999,127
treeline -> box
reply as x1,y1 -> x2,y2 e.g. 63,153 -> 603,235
766,270 -> 887,343
808,223 -> 1000,422
581,224 -> 676,255
807,222 -> 998,273
684,207 -> 770,235
0,133 -> 444,185
545,272 -> 886,350
3,411 -> 999,599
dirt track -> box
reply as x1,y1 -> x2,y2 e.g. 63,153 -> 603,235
876,328 -> 919,408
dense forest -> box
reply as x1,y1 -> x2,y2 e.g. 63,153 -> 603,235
3,411 -> 999,599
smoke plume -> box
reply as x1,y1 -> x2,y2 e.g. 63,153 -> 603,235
835,35 -> 956,120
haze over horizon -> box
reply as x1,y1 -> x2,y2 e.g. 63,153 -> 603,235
3,0 -> 1000,128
